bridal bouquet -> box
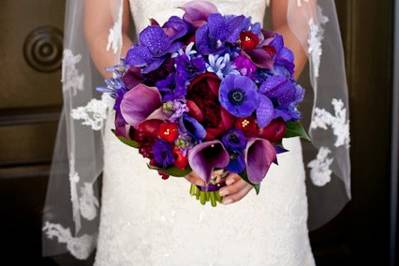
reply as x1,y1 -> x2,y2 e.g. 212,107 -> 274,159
98,1 -> 309,206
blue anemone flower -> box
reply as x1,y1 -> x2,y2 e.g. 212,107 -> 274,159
221,128 -> 247,152
219,74 -> 260,117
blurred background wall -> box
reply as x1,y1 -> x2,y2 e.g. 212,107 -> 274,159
0,0 -> 396,265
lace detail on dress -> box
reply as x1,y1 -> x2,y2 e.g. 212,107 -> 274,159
62,49 -> 84,96
42,222 -> 96,260
71,94 -> 112,131
307,147 -> 333,186
107,1 -> 124,54
310,98 -> 350,148
308,6 -> 329,79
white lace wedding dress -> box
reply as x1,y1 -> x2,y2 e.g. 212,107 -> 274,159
94,1 -> 315,265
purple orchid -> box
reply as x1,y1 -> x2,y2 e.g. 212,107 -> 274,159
126,25 -> 184,73
219,74 -> 260,117
156,73 -> 187,102
263,32 -> 295,76
162,16 -> 190,41
120,83 -> 167,127
188,140 -> 230,183
180,0 -> 218,28
195,13 -> 250,55
259,75 -> 304,121
244,138 -> 276,184
152,139 -> 175,168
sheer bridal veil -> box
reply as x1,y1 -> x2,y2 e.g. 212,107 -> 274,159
42,0 -> 350,260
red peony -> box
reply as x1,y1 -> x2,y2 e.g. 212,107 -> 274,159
187,73 -> 235,140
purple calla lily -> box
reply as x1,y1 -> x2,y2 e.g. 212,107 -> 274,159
180,0 -> 218,28
244,138 -> 276,184
188,140 -> 230,183
120,83 -> 165,127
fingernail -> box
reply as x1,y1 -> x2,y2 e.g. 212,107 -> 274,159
226,179 -> 234,185
222,198 -> 233,205
219,189 -> 228,197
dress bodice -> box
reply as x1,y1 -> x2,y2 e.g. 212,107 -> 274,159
129,0 -> 267,33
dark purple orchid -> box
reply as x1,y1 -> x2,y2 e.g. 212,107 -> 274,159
188,140 -> 230,183
152,139 -> 175,168
263,32 -> 295,76
244,138 -> 276,184
120,84 -> 167,127
195,13 -> 251,55
156,73 -> 187,102
179,113 -> 207,140
219,74 -> 260,117
126,25 -> 183,73
181,0 -> 218,28
175,53 -> 206,82
256,94 -> 274,128
259,75 -> 304,121
162,16 -> 190,41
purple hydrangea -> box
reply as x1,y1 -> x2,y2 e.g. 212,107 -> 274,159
152,139 -> 175,168
219,74 -> 260,117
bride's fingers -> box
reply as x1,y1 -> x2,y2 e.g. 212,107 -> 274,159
225,173 -> 241,185
219,178 -> 247,197
221,182 -> 253,205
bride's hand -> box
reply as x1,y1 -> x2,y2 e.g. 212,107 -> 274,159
218,173 -> 253,205
184,171 -> 206,186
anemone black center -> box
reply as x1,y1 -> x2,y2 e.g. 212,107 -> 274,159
228,89 -> 245,105
228,134 -> 240,144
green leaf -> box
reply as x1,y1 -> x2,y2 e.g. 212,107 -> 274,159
147,163 -> 192,177
111,129 -> 140,148
285,121 -> 311,142
239,171 -> 261,195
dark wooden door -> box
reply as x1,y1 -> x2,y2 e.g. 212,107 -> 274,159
0,0 -> 394,265
310,1 -> 394,266
0,0 -> 64,265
